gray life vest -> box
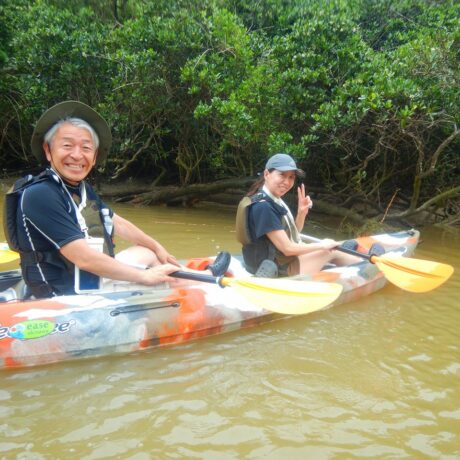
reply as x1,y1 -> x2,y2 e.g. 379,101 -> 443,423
235,192 -> 297,274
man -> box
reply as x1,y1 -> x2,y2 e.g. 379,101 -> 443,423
10,100 -> 229,298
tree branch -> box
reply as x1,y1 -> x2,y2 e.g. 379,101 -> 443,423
388,184 -> 460,219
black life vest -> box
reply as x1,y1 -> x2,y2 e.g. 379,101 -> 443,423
3,170 -> 115,297
3,170 -> 50,254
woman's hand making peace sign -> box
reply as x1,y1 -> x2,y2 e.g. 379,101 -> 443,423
297,183 -> 313,217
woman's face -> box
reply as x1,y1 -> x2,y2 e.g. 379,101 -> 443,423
264,169 -> 296,198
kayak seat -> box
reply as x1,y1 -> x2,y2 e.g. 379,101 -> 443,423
206,251 -> 231,277
0,288 -> 17,302
0,270 -> 23,292
369,243 -> 386,256
340,239 -> 359,251
185,252 -> 232,277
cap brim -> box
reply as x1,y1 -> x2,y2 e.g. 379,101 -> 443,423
31,101 -> 111,167
275,166 -> 305,177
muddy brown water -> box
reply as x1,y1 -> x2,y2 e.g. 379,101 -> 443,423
1,200 -> 459,459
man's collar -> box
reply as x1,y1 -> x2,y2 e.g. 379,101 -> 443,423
48,167 -> 84,189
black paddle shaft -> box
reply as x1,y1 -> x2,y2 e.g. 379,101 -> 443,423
335,245 -> 373,263
301,234 -> 375,263
171,270 -> 225,287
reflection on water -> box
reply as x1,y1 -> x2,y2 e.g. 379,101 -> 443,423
1,200 -> 459,458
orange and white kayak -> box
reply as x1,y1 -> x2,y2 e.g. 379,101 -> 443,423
0,230 -> 422,369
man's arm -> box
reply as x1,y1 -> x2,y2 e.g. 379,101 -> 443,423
60,239 -> 178,285
112,213 -> 179,265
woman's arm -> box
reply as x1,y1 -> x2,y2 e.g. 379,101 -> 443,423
266,229 -> 338,257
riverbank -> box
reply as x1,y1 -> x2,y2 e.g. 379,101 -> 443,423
2,173 -> 458,230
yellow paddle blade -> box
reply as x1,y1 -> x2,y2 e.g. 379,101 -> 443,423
373,254 -> 454,293
0,244 -> 19,264
221,277 -> 343,315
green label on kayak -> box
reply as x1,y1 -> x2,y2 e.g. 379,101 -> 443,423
8,320 -> 55,340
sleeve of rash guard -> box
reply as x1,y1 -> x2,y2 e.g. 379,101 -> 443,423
21,182 -> 85,249
248,200 -> 285,240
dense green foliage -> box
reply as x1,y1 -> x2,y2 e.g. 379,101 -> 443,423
1,0 -> 459,224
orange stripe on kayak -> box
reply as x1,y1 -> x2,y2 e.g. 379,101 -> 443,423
185,258 -> 213,271
355,235 -> 377,252
312,272 -> 340,282
155,288 -> 226,346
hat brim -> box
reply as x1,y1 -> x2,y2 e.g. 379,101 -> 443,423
269,166 -> 305,177
31,101 -> 111,167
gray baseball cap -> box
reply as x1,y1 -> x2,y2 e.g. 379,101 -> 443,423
31,100 -> 112,166
265,153 -> 304,176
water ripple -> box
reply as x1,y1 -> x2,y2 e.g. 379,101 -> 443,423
1,225 -> 459,458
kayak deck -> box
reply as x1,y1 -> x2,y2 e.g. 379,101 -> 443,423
0,230 -> 420,369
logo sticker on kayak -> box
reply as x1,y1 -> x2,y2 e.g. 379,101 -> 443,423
0,319 -> 75,340
5,320 -> 55,339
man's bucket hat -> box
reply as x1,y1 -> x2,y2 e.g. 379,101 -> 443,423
31,100 -> 112,166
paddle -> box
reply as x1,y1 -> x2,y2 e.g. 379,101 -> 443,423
0,243 -> 19,263
0,243 -> 342,314
171,271 -> 343,315
300,233 -> 453,293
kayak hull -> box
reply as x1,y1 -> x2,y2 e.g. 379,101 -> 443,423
0,230 -> 420,369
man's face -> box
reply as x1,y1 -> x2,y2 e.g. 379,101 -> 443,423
43,123 -> 97,185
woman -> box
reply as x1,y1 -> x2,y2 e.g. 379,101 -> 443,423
236,153 -> 366,277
